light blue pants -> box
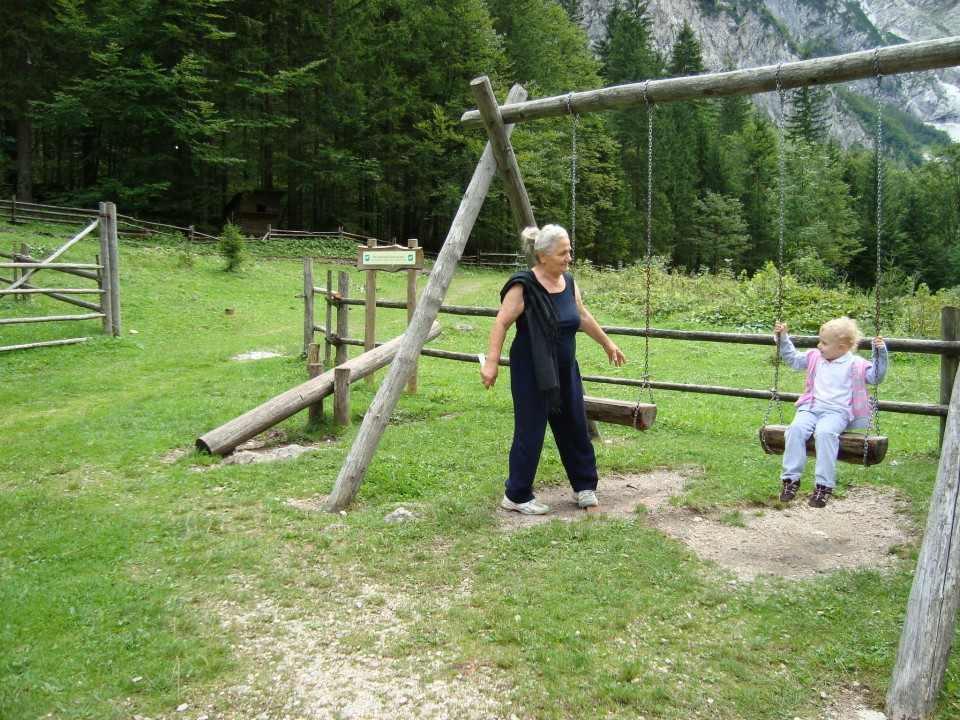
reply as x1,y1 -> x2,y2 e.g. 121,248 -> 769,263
781,406 -> 868,489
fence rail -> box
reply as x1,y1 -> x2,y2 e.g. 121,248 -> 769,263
305,268 -> 958,428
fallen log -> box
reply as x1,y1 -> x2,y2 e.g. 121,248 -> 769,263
196,322 -> 441,456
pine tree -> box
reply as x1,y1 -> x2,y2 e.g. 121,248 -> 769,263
597,0 -> 663,260
787,85 -> 830,145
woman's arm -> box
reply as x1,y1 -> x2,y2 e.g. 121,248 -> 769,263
574,284 -> 626,367
481,284 -> 524,388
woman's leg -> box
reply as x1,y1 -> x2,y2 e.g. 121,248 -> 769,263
549,363 -> 598,493
505,361 -> 549,503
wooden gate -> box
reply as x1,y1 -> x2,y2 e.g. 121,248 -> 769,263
0,202 -> 121,351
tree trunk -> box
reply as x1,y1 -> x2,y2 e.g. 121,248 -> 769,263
15,42 -> 33,203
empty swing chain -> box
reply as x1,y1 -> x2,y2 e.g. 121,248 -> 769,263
634,81 -> 655,428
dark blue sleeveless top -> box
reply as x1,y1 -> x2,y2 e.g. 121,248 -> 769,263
510,274 -> 580,368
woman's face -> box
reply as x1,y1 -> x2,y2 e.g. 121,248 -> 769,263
538,235 -> 572,275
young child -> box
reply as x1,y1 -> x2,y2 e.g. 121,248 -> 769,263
774,316 -> 888,507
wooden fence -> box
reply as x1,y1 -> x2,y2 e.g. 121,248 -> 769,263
1,196 -> 219,243
0,201 -> 121,351
304,267 -> 958,430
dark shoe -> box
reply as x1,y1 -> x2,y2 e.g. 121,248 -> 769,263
808,484 -> 833,508
779,478 -> 801,502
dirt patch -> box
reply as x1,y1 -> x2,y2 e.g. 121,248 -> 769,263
497,470 -> 917,582
196,469 -> 914,720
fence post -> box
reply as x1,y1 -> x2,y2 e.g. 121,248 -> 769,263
307,342 -> 323,423
406,238 -> 419,395
106,202 -> 121,335
98,202 -> 114,336
364,238 -> 377,383
336,271 -> 349,367
334,366 -> 351,425
941,307 -> 960,445
325,269 -> 333,369
10,195 -> 15,223
303,258 -> 314,355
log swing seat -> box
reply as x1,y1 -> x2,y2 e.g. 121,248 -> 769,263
584,396 -> 657,430
758,424 -> 888,465
759,59 -> 888,467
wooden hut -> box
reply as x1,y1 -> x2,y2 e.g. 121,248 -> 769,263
224,189 -> 285,236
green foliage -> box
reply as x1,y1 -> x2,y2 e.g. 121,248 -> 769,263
2,1 -> 959,293
217,221 -> 247,271
0,222 -> 953,719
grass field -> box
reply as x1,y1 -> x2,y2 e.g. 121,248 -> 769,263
0,221 -> 955,719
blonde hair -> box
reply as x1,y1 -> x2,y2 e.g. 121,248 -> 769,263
521,224 -> 568,263
820,316 -> 862,349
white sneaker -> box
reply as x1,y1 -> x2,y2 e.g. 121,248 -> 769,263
572,490 -> 598,508
500,495 -> 550,515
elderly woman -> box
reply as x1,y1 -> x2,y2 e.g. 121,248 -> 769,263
480,224 -> 626,515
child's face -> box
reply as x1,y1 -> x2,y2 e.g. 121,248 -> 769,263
818,327 -> 848,360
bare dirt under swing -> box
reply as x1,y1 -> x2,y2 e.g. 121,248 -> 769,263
498,469 -> 916,583
190,439 -> 914,720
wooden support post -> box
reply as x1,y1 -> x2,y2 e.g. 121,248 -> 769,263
10,195 -> 16,223
307,342 -> 323,423
334,366 -> 351,425
336,270 -> 349,367
406,238 -> 419,395
324,84 -> 528,513
941,306 -> 960,445
98,203 -> 113,336
106,202 -> 121,335
471,76 -> 537,265
325,268 -> 333,368
886,363 -> 960,720
304,257 -> 314,355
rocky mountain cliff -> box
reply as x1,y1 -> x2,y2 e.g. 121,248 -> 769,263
579,0 -> 960,145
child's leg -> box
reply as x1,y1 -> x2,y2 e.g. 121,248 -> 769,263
811,410 -> 850,489
782,410 -> 817,480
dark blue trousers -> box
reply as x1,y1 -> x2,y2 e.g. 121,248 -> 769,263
505,360 -> 599,503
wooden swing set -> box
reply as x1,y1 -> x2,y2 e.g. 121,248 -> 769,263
328,35 -> 960,512
320,37 -> 960,720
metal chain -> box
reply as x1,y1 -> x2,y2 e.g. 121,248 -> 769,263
634,82 -> 655,428
763,66 -> 788,449
567,92 -> 578,253
864,49 -> 885,465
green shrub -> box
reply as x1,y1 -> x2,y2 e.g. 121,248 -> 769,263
218,221 -> 247,272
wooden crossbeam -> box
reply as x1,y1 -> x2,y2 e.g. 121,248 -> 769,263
759,424 -> 888,465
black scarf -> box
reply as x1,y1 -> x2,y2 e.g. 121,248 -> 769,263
501,269 -> 563,414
